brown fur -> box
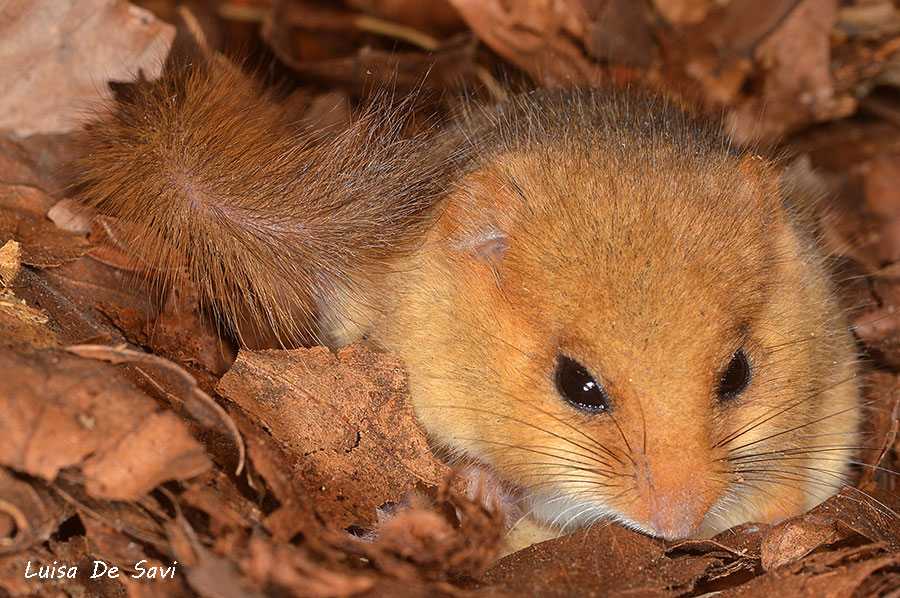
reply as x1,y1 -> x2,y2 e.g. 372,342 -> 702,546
76,64 -> 860,542
75,58 -> 447,345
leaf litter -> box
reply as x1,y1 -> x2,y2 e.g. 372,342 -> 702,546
0,0 -> 900,596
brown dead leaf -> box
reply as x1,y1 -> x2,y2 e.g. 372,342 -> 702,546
827,489 -> 900,550
0,136 -> 65,192
81,410 -> 210,501
0,294 -> 58,351
861,153 -> 900,263
358,482 -> 506,580
0,0 -> 174,136
0,184 -> 91,268
0,348 -> 209,500
0,240 -> 21,289
81,514 -> 157,571
652,0 -> 714,26
179,471 -> 263,537
262,2 -> 482,96
481,523 -> 719,597
670,521 -> 765,560
0,469 -> 72,556
170,527 -> 268,598
761,515 -> 846,571
66,343 -> 244,476
217,344 -> 451,528
241,536 -> 376,598
346,0 -> 464,38
61,215 -> 237,376
447,0 -> 606,85
0,535 -> 125,598
759,489 -> 900,572
51,471 -> 170,547
580,0 -> 653,67
10,257 -> 146,347
853,264 -> 900,367
10,231 -> 230,382
718,551 -> 900,598
232,407 -> 360,567
724,0 -> 856,142
47,199 -> 94,237
856,371 -> 900,493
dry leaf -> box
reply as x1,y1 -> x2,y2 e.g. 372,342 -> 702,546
0,348 -> 209,500
447,0 -> 606,85
0,184 -> 91,268
217,344 -> 451,527
0,0 -> 174,136
0,240 -> 21,289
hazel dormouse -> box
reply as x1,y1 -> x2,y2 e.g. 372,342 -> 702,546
76,57 -> 860,545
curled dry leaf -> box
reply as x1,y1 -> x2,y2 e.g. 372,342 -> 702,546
262,2 -> 482,96
360,482 -> 506,580
0,469 -> 72,556
480,522 -> 719,596
761,516 -> 846,571
47,199 -> 93,237
758,489 -> 900,571
217,343 -> 451,528
0,348 -> 209,501
479,487 -> 900,596
724,551 -> 900,598
80,410 -> 209,501
66,343 -> 245,476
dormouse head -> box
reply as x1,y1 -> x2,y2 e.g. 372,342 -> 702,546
392,90 -> 860,540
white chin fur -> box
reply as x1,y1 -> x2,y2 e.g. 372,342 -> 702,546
523,490 -> 653,536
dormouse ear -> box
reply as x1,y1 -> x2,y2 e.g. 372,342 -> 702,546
451,226 -> 509,262
438,170 -> 517,267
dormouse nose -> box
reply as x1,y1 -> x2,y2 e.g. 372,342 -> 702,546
631,450 -> 717,540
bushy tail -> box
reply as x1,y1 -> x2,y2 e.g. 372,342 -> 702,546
75,57 -> 446,345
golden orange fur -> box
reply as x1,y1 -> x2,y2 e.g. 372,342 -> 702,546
76,62 -> 860,544
375,91 -> 860,540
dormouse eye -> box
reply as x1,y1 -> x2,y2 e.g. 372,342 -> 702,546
718,349 -> 751,401
555,356 -> 610,412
